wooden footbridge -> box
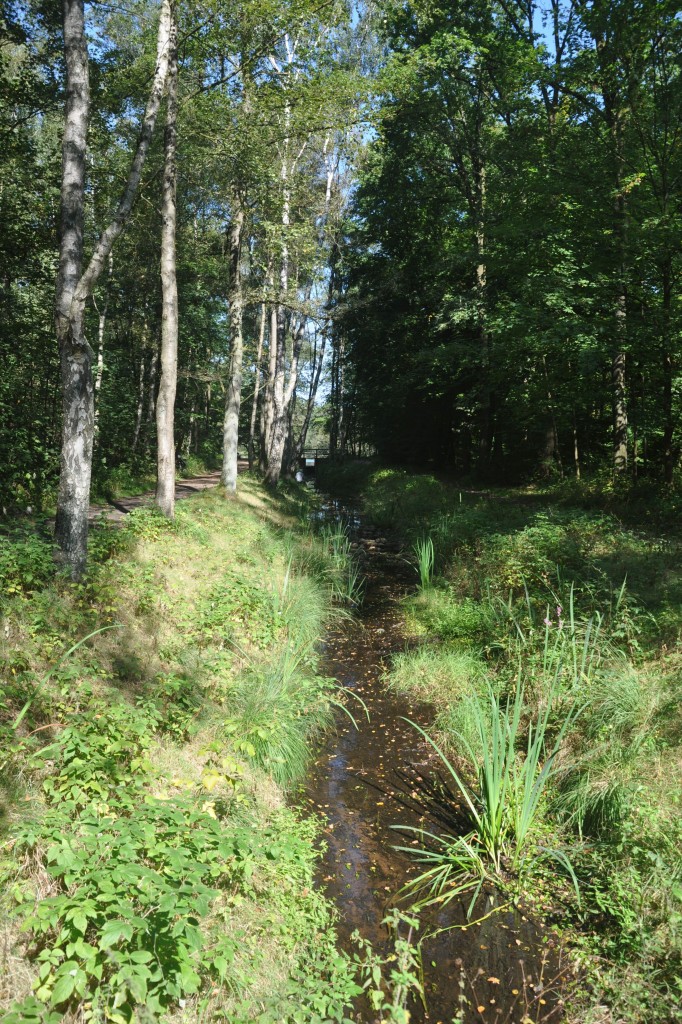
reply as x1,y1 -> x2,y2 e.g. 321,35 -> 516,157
300,447 -> 330,469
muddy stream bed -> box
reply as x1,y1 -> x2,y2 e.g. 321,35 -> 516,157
302,499 -> 570,1024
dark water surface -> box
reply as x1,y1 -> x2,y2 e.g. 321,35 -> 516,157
303,501 -> 570,1024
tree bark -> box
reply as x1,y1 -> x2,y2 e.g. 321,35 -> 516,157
612,349 -> 628,475
220,198 -> 245,492
474,160 -> 493,469
260,304 -> 279,473
146,338 -> 159,432
55,0 -> 173,575
155,2 -> 178,518
662,258 -> 675,484
264,301 -> 288,486
248,299 -> 267,470
296,325 -> 327,459
54,0 -> 91,578
131,349 -> 146,452
92,253 -> 112,436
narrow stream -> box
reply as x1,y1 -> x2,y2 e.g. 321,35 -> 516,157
304,499 -> 569,1024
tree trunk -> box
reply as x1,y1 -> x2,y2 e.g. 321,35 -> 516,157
146,339 -> 159,432
248,299 -> 267,470
597,30 -> 629,476
296,326 -> 327,459
337,333 -> 347,455
612,349 -> 627,475
92,253 -> 112,437
131,349 -> 146,452
54,0 -> 91,578
55,0 -> 172,576
572,411 -> 581,480
221,198 -> 245,492
264,301 -> 287,487
662,259 -> 674,484
155,4 -> 178,517
260,305 -> 278,474
263,89 -> 293,488
475,162 -> 492,469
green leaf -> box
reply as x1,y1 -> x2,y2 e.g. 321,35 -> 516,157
99,920 -> 134,948
50,973 -> 76,1005
129,950 -> 153,964
127,973 -> 148,1003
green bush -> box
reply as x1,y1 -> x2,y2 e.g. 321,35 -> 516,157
0,530 -> 55,600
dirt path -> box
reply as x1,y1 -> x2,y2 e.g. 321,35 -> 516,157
87,464 -> 247,524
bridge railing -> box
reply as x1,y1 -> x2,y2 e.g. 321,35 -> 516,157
301,448 -> 330,461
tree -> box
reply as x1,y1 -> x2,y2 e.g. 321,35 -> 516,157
156,0 -> 179,518
55,0 -> 172,575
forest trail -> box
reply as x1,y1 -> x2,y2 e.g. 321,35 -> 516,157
86,463 -> 248,523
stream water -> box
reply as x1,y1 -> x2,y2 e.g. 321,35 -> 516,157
303,499 -> 570,1024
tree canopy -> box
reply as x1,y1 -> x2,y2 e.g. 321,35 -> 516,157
1,0 -> 681,566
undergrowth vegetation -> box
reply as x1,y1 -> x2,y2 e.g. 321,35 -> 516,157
319,461 -> 682,1024
0,478 -> 368,1022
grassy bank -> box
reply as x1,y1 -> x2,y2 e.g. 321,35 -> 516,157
0,478 -> 362,1022
318,461 -> 682,1023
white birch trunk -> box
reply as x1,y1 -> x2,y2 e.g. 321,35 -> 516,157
221,200 -> 245,492
248,299 -> 267,469
155,3 -> 178,518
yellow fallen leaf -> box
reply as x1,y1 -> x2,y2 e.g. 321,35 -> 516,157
487,977 -> 500,984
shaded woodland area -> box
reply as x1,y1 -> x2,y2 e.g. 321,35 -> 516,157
344,0 -> 682,483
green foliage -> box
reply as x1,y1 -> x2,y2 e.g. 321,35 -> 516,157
0,529 -> 55,601
351,910 -> 424,1024
0,483 -> 361,1021
318,523 -> 365,605
11,800 -> 232,1020
364,468 -> 682,1019
345,0 -> 682,483
390,646 -> 486,712
198,572 -> 279,650
223,647 -> 334,789
406,589 -> 496,647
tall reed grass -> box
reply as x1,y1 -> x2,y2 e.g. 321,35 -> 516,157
413,536 -> 435,590
396,673 -> 580,913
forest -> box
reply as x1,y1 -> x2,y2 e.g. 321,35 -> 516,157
1,1 -> 681,1023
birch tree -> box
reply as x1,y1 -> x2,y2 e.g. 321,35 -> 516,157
156,0 -> 179,517
55,0 -> 172,575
